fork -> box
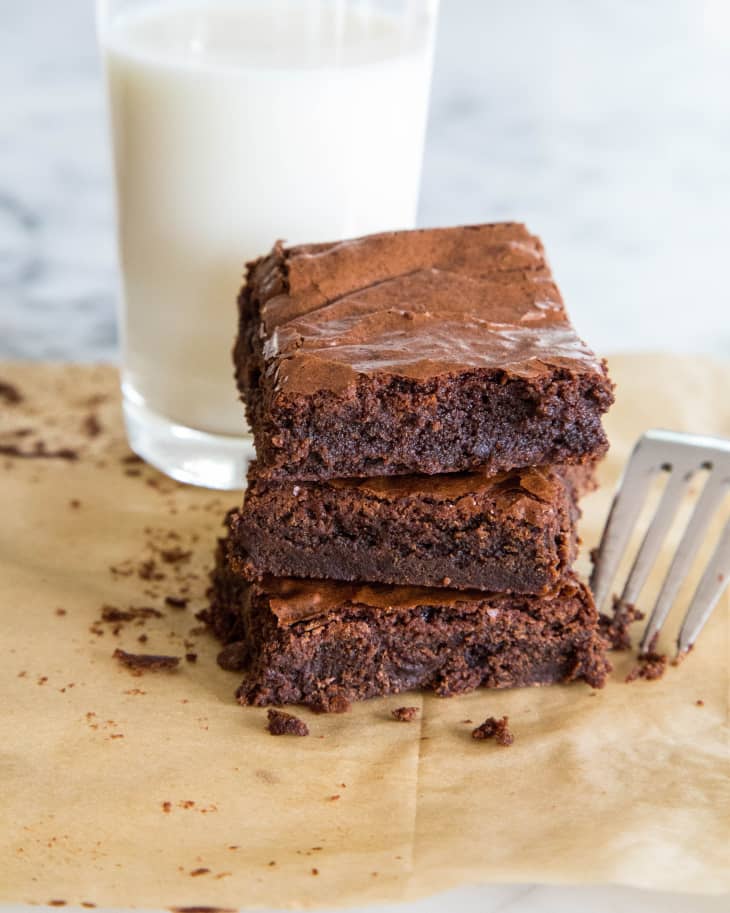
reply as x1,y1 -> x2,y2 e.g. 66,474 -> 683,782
590,429 -> 730,657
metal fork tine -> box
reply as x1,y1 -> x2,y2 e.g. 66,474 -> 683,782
639,471 -> 729,653
620,467 -> 696,607
590,438 -> 660,611
677,518 -> 730,655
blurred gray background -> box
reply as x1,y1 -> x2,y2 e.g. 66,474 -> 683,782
1,0 -> 729,359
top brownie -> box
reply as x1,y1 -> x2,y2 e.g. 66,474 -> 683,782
235,223 -> 614,481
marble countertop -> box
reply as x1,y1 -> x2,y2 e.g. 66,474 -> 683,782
1,0 -> 729,361
1,2 -> 727,911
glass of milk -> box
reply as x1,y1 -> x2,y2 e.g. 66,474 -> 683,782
97,0 -> 439,489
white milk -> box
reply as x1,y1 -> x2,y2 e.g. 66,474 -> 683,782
102,0 -> 435,435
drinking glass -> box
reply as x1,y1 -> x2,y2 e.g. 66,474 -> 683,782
97,0 -> 439,489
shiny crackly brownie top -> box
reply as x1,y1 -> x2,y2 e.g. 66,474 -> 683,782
244,223 -> 608,397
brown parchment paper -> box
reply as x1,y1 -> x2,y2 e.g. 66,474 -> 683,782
0,354 -> 728,910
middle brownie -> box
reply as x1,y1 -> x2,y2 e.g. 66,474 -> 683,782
228,463 -> 594,595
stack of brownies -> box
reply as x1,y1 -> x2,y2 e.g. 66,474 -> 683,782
207,223 -> 615,712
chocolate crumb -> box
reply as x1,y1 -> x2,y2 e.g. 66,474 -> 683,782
165,595 -> 189,609
311,868 -> 319,876
121,453 -> 143,465
329,795 -> 340,801
696,699 -> 705,706
138,634 -> 148,644
0,442 -> 78,461
69,499 -> 81,510
138,559 -> 164,581
190,868 -> 210,877
55,608 -> 67,616
310,694 -> 351,714
626,652 -> 667,682
0,380 -> 22,404
266,708 -> 309,736
81,903 -> 96,909
598,597 -> 645,651
48,901 -> 66,907
626,632 -> 668,682
185,653 -> 198,664
113,648 -> 180,674
159,546 -> 192,564
83,413 -> 103,438
171,907 -> 235,913
162,801 -> 172,813
391,706 -> 419,722
472,715 -> 514,746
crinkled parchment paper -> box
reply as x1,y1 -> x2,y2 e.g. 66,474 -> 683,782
0,355 -> 728,910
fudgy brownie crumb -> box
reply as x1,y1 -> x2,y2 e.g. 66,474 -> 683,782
599,597 -> 645,651
391,706 -> 419,722
113,648 -> 180,674
159,546 -> 192,564
185,653 -> 198,663
472,715 -> 514,746
165,595 -> 189,609
310,694 -> 351,714
83,413 -> 103,438
266,708 -> 309,736
171,907 -> 235,913
626,652 -> 667,682
0,441 -> 78,461
625,631 -> 668,682
0,380 -> 23,404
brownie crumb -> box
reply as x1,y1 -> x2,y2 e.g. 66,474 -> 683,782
391,706 -> 419,722
0,380 -> 22,404
121,453 -> 144,465
472,715 -> 514,746
310,693 -> 351,714
311,868 -> 319,876
626,631 -> 668,683
626,652 -> 667,683
165,595 -> 189,609
83,413 -> 103,438
137,634 -> 148,644
81,903 -> 96,909
696,699 -> 705,706
171,907 -> 235,913
48,901 -> 66,907
55,607 -> 67,616
185,653 -> 198,664
598,597 -> 645,651
113,648 -> 180,674
267,709 -> 309,736
0,442 -> 78,461
69,499 -> 81,510
190,868 -> 210,877
138,559 -> 164,581
159,546 -> 192,564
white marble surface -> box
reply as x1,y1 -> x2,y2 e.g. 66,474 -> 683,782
1,2 -> 728,911
2,0 -> 730,359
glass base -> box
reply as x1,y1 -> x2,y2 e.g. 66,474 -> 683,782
122,391 -> 254,490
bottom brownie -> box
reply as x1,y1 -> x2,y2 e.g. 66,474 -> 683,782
206,541 -> 609,711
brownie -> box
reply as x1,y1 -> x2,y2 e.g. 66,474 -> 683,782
235,223 -> 614,481
206,540 -> 609,712
228,462 -> 595,595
